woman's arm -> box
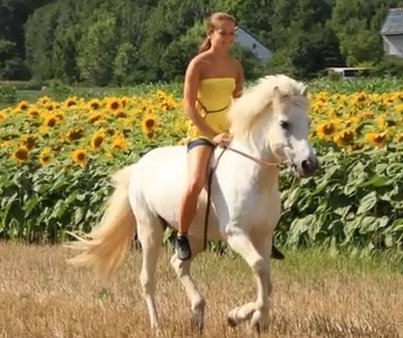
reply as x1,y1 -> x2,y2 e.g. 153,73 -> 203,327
183,58 -> 218,139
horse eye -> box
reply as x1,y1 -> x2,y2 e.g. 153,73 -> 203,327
280,120 -> 290,130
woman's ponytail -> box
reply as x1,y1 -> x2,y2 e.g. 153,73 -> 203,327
198,37 -> 211,54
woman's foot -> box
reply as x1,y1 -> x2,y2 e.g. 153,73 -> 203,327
175,234 -> 192,261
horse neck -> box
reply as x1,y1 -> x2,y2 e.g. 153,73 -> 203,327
231,113 -> 276,163
230,127 -> 280,191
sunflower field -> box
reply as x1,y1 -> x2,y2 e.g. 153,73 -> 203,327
0,80 -> 402,253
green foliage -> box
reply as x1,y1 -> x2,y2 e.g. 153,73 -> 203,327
373,56 -> 403,77
160,38 -> 198,82
0,85 -> 17,106
0,160 -> 113,243
277,145 -> 403,253
24,3 -> 60,81
76,12 -> 119,86
1,80 -> 402,255
1,142 -> 401,253
0,39 -> 22,79
230,45 -> 264,80
3,0 -> 398,84
308,76 -> 402,93
113,42 -> 138,86
329,0 -> 401,66
47,79 -> 73,100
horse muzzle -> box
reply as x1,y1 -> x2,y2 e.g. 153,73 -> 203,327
296,156 -> 319,178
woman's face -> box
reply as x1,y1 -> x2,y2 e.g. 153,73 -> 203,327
209,19 -> 236,50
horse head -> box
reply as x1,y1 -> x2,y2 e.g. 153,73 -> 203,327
228,74 -> 318,178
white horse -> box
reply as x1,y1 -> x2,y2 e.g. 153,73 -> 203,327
66,74 -> 318,333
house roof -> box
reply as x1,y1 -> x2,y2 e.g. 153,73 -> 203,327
381,8 -> 403,35
235,27 -> 271,63
236,28 -> 270,52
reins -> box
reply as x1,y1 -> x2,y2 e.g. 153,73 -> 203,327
225,146 -> 281,168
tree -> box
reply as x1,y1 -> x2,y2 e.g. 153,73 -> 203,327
1,0 -> 51,79
113,42 -> 139,85
25,3 -> 60,81
330,0 -> 400,65
76,12 -> 119,85
0,39 -> 22,79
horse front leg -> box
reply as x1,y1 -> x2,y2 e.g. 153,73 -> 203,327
225,228 -> 272,333
170,237 -> 205,333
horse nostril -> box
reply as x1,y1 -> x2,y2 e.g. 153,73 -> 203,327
301,159 -> 311,172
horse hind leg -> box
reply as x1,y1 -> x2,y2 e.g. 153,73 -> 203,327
136,215 -> 164,330
170,236 -> 205,333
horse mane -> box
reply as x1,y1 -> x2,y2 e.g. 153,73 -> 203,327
228,74 -> 307,139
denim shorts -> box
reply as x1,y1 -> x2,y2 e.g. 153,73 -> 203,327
186,138 -> 215,152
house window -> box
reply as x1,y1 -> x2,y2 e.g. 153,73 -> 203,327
252,43 -> 257,49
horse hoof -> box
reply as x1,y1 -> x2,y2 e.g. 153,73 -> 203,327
253,322 -> 269,334
250,311 -> 270,334
227,316 -> 238,328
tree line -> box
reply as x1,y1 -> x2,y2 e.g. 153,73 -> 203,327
1,0 -> 403,85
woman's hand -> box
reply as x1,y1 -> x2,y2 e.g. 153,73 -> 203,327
212,133 -> 233,148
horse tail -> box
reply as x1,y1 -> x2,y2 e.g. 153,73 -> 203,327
65,165 -> 137,278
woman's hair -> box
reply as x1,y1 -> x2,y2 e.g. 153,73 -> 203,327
198,12 -> 237,54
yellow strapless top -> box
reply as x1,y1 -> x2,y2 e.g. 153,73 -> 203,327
187,77 -> 236,142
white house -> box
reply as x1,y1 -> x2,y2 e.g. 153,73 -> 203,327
235,28 -> 271,64
380,8 -> 403,58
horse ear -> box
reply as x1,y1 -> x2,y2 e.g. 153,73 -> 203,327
273,86 -> 281,98
300,85 -> 308,96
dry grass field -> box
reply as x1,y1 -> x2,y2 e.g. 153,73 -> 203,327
0,242 -> 402,338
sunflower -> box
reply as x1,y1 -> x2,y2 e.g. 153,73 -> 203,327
90,130 -> 105,150
21,135 -> 36,150
396,103 -> 403,114
334,129 -> 356,146
39,147 -> 52,166
120,97 -> 128,108
17,101 -> 29,111
65,97 -> 78,107
65,128 -> 84,142
27,107 -> 40,118
395,133 -> 403,143
107,98 -> 120,111
106,128 -> 115,136
71,148 -> 87,167
141,114 -> 158,134
11,145 -> 29,163
111,133 -> 128,151
38,96 -> 50,106
114,109 -> 127,118
146,130 -> 155,139
365,132 -> 388,147
376,115 -> 396,129
360,111 -> 374,120
160,98 -> 178,111
0,110 -> 6,122
55,111 -> 65,122
0,140 -> 12,149
88,112 -> 103,124
354,92 -> 368,104
43,115 -> 57,127
316,122 -> 337,140
88,98 -> 102,110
